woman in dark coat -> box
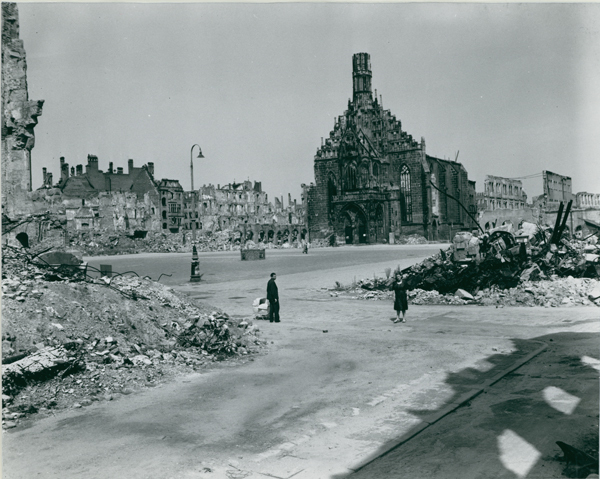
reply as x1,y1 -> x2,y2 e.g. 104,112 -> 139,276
393,274 -> 408,323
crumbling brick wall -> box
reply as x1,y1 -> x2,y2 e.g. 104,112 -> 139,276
1,3 -> 44,216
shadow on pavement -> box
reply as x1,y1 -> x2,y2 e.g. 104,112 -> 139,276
333,331 -> 599,479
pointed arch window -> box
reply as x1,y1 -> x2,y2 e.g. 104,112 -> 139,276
400,165 -> 412,222
347,165 -> 357,190
360,164 -> 369,188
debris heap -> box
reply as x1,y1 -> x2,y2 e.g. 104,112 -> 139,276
332,222 -> 600,307
67,229 -> 311,255
402,224 -> 599,295
1,245 -> 265,428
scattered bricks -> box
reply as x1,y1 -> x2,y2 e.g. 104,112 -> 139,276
131,355 -> 152,366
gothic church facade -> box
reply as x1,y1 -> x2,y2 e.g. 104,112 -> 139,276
306,53 -> 476,243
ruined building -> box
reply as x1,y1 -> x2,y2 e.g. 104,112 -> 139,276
576,192 -> 600,209
37,153 -> 305,242
476,175 -> 527,211
532,170 -> 574,210
1,2 -> 44,214
158,179 -> 184,232
305,53 -> 476,243
53,155 -> 158,201
185,181 -> 306,244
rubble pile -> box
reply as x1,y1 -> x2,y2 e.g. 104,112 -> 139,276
307,238 -> 331,248
395,234 -> 428,245
1,247 -> 265,428
409,276 -> 600,307
402,225 -> 599,295
68,229 -> 312,256
331,223 -> 600,307
354,276 -> 392,291
68,230 -> 193,255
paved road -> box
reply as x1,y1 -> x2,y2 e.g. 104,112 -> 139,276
84,244 -> 445,286
4,246 -> 599,479
347,330 -> 599,479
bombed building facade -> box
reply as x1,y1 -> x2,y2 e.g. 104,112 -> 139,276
55,155 -> 158,201
186,181 -> 307,244
305,53 -> 477,244
33,154 -> 305,245
476,175 -> 527,212
531,170 -> 574,211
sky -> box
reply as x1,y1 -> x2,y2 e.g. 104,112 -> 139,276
18,2 -> 600,203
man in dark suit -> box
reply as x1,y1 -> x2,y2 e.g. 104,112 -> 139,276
267,272 -> 280,323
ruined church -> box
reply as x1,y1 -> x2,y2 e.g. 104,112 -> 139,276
305,53 -> 477,243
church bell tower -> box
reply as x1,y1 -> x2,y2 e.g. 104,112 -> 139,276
352,53 -> 373,107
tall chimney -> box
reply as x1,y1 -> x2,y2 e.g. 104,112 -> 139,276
47,173 -> 53,186
70,166 -> 75,177
76,164 -> 83,176
109,162 -> 114,174
128,159 -> 134,174
61,161 -> 69,182
42,167 -> 47,185
147,162 -> 154,177
87,154 -> 99,172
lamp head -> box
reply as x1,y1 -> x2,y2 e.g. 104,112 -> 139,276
196,148 -> 204,159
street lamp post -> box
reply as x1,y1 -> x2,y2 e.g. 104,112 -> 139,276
190,144 -> 204,242
190,144 -> 204,283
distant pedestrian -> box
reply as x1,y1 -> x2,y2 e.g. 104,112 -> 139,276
393,274 -> 408,323
267,272 -> 280,323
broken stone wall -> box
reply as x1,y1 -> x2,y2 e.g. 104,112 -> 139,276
479,207 -> 539,232
3,212 -> 67,251
98,192 -> 160,233
478,205 -> 600,240
1,3 -> 44,215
